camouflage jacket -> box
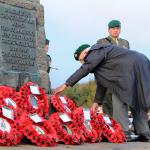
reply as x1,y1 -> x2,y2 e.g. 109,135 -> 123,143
97,36 -> 130,49
46,54 -> 51,73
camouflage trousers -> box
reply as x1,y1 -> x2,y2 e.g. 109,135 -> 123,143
102,89 -> 113,116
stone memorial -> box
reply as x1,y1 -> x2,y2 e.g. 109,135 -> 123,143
0,0 -> 50,93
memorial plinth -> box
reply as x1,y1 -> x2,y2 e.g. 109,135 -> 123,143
0,0 -> 50,93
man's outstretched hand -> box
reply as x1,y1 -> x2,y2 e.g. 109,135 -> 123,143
91,102 -> 99,113
52,83 -> 67,95
91,102 -> 103,114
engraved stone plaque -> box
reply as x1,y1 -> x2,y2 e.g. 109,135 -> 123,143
0,3 -> 38,88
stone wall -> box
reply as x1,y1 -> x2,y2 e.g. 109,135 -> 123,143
0,0 -> 50,93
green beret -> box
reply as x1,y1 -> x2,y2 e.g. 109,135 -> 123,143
108,20 -> 121,28
45,38 -> 49,45
74,44 -> 90,60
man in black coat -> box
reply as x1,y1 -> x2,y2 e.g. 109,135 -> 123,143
53,43 -> 150,141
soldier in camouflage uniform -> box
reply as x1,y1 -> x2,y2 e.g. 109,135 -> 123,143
96,20 -> 130,116
45,38 -> 52,94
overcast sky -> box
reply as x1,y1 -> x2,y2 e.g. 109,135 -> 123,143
40,0 -> 150,88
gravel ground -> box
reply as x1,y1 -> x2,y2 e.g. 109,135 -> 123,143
1,142 -> 150,150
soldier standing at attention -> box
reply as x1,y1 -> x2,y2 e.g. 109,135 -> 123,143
97,20 -> 130,49
96,20 -> 130,116
45,38 -> 52,94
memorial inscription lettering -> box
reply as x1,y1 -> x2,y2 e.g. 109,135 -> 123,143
0,3 -> 37,73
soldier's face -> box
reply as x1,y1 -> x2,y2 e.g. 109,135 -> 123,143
79,48 -> 89,64
108,27 -> 121,38
44,44 -> 49,53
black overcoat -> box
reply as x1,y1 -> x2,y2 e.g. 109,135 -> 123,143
66,44 -> 150,110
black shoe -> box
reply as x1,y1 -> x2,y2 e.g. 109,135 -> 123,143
124,131 -> 139,142
137,132 -> 150,142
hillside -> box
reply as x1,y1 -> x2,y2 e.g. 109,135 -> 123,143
62,80 -> 96,108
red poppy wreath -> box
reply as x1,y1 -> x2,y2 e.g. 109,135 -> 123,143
73,107 -> 102,143
49,112 -> 82,145
0,86 -> 23,112
92,113 -> 126,143
0,116 -> 23,146
21,113 -> 58,147
19,82 -> 49,117
0,85 -> 23,119
0,86 -> 25,146
50,95 -> 77,113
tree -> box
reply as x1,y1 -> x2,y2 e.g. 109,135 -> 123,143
62,80 -> 96,108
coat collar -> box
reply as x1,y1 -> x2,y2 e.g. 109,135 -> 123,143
90,43 -> 111,51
